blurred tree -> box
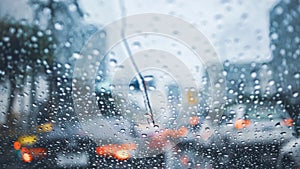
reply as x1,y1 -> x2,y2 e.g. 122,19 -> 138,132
28,0 -> 97,126
0,18 -> 55,131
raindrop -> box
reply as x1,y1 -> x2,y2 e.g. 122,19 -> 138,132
148,86 -> 156,91
129,85 -> 135,91
275,6 -> 283,15
72,52 -> 82,59
68,3 -> 77,12
294,72 -> 300,79
46,69 -> 52,74
9,27 -> 16,34
226,123 -> 234,127
64,63 -> 71,69
44,48 -> 49,54
109,59 -> 117,66
31,36 -> 38,42
99,31 -> 106,39
132,41 -> 141,49
54,22 -> 63,30
37,31 -> 43,37
93,49 -> 100,55
280,132 -> 287,136
142,133 -> 147,138
287,25 -> 294,32
292,92 -> 299,98
251,71 -> 257,78
268,80 -> 275,86
271,33 -> 278,40
3,36 -> 10,42
65,42 -> 71,47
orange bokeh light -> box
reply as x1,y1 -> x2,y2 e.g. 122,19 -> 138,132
234,119 -> 251,129
22,153 -> 33,163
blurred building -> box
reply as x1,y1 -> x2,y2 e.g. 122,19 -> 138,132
270,0 -> 300,134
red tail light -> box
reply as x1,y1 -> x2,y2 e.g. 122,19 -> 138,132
22,153 -> 33,163
282,118 -> 293,126
235,119 -> 251,129
20,147 -> 47,162
96,143 -> 137,160
114,150 -> 131,161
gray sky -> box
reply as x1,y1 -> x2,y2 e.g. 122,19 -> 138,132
0,0 -> 279,63
79,0 -> 279,63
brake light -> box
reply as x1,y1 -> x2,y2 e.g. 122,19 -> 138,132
22,153 -> 33,163
283,118 -> 293,126
20,147 -> 47,162
96,143 -> 137,160
235,119 -> 251,129
114,150 -> 131,160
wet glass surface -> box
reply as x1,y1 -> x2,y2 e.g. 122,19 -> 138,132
0,0 -> 299,168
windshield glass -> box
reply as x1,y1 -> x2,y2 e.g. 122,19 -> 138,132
0,0 -> 299,168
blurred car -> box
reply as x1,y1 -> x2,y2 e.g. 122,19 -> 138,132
216,100 -> 295,167
277,137 -> 300,169
13,122 -> 98,169
166,98 -> 296,168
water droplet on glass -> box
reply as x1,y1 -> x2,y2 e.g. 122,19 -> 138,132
54,22 -> 63,30
68,3 -> 77,12
99,31 -> 106,39
132,41 -> 141,49
148,86 -> 156,91
65,63 -> 71,69
275,6 -> 283,15
129,85 -> 135,91
72,52 -> 82,59
65,42 -> 71,47
292,92 -> 299,98
109,59 -> 117,66
294,72 -> 300,79
251,71 -> 257,78
31,36 -> 38,42
3,36 -> 10,42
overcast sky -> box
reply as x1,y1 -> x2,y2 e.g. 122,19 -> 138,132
0,0 -> 279,63
79,0 -> 279,63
